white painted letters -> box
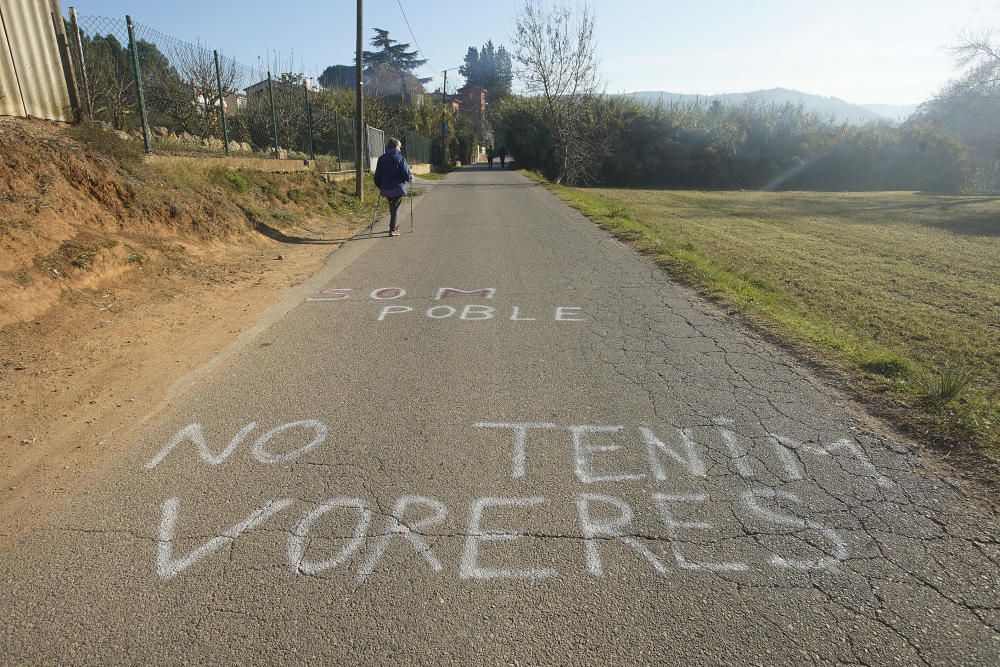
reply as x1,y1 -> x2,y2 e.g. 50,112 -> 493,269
651,492 -> 748,572
156,497 -> 293,580
741,488 -> 848,570
716,418 -> 755,478
288,498 -> 372,575
307,288 -> 352,301
146,415 -> 878,581
509,307 -> 536,321
459,497 -> 557,580
460,304 -> 495,320
554,307 -> 586,321
570,425 -> 645,484
435,287 -> 497,300
575,493 -> 667,577
145,422 -> 256,469
378,305 -> 413,320
426,305 -> 457,319
357,495 -> 448,581
370,287 -> 407,300
473,421 -> 557,478
640,426 -> 707,480
251,419 -> 328,464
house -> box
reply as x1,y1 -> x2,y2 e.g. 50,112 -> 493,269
223,92 -> 247,115
457,84 -> 487,116
439,85 -> 488,115
245,75 -> 320,98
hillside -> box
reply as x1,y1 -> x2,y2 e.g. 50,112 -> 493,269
0,118 -> 370,328
625,88 -> 917,124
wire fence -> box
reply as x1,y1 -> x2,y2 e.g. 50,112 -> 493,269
65,13 -> 433,170
404,129 -> 432,165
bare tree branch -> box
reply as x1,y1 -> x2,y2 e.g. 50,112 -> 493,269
511,1 -> 606,184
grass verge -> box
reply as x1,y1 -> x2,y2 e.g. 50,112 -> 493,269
417,171 -> 449,181
524,171 -> 1000,485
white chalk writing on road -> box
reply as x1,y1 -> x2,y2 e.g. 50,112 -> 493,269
145,416 -> 894,580
305,286 -> 586,323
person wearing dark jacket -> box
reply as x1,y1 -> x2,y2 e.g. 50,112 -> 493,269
373,137 -> 414,237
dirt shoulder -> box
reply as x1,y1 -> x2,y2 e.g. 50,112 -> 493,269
0,227 -> 356,546
0,118 -> 381,547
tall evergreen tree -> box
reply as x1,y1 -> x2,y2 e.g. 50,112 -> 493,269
460,40 -> 513,101
364,28 -> 427,73
362,28 -> 430,98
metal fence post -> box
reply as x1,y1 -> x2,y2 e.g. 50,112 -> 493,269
213,50 -> 230,156
52,5 -> 82,123
303,81 -> 315,160
69,7 -> 92,121
126,15 -> 151,153
335,111 -> 343,171
267,71 -> 279,159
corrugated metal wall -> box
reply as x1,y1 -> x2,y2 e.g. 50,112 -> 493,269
0,0 -> 72,121
0,7 -> 27,116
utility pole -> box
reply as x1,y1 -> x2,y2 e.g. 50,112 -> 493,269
355,0 -> 364,201
440,69 -> 447,166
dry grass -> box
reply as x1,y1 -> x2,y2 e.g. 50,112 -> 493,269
530,176 -> 1000,477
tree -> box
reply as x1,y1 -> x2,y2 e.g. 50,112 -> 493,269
145,42 -> 239,138
365,64 -> 428,99
914,28 -> 1000,191
364,28 -> 426,71
460,40 -> 513,101
73,32 -> 137,130
511,1 -> 605,184
318,64 -> 356,90
362,28 -> 430,99
951,29 -> 1000,98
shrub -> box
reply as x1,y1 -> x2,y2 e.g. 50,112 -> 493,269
916,364 -> 976,404
208,167 -> 254,194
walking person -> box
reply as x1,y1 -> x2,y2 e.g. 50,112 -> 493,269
373,137 -> 413,237
498,146 -> 508,169
487,145 -> 496,169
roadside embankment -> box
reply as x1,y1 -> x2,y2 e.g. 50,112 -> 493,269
0,117 -> 383,543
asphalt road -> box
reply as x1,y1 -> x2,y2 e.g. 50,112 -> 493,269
1,166 -> 998,665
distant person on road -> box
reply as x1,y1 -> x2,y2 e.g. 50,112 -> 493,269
498,147 -> 508,169
373,137 -> 413,237
487,145 -> 496,169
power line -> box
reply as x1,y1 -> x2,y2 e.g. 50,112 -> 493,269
395,0 -> 429,72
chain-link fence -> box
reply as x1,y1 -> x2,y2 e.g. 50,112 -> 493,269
65,12 -> 397,169
365,125 -> 385,172
403,129 -> 432,165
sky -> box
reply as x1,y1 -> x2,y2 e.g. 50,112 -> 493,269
68,0 -> 1000,105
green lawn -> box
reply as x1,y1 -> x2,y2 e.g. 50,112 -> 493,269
532,176 -> 1000,475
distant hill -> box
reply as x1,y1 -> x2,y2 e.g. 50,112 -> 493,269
858,103 -> 919,122
624,88 -> 917,124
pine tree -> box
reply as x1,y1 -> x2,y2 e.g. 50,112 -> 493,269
459,40 -> 513,102
363,28 -> 427,73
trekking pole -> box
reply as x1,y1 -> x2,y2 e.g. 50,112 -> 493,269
409,192 -> 414,233
365,196 -> 380,238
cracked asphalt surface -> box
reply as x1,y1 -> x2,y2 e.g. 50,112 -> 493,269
1,166 -> 998,664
